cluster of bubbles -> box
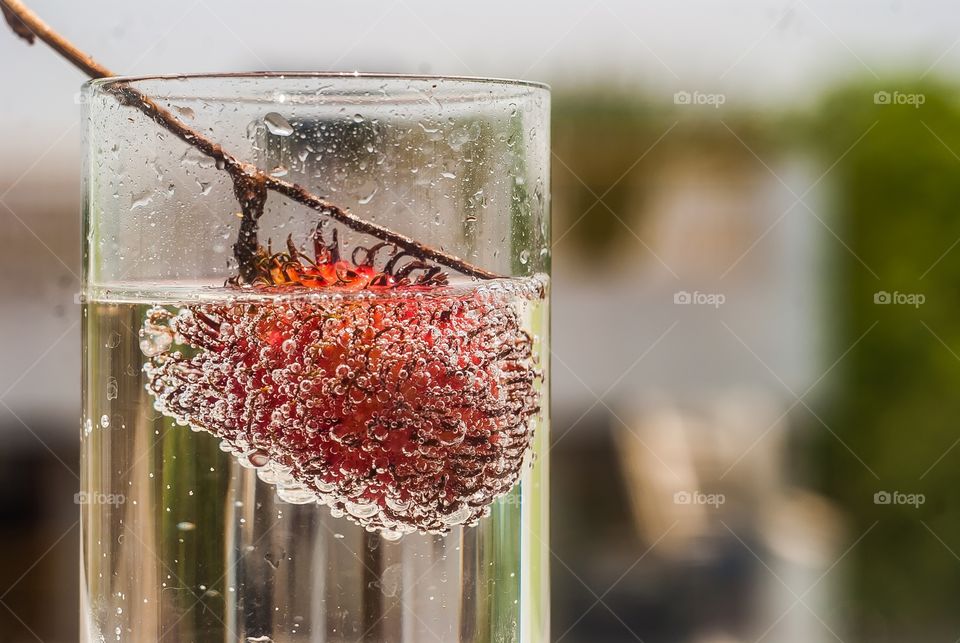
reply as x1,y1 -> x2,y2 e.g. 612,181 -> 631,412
141,280 -> 543,537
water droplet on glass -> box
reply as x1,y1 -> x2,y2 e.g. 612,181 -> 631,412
100,414 -> 110,429
180,147 -> 214,168
176,521 -> 196,531
378,562 -> 402,596
106,377 -> 118,401
519,250 -> 530,265
130,191 -> 152,210
264,552 -> 282,570
263,112 -> 294,137
357,182 -> 379,205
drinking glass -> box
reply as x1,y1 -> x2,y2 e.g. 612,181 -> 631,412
80,73 -> 550,642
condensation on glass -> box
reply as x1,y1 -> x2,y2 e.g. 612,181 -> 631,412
80,74 -> 550,642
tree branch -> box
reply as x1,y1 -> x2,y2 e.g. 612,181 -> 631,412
0,0 -> 500,281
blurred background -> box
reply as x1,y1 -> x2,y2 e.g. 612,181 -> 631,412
2,0 -> 960,641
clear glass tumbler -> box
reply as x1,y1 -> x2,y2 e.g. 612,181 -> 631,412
80,74 -> 550,642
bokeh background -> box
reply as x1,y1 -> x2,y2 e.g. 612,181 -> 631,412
2,1 -> 960,641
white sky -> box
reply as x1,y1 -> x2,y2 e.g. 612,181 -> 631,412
1,0 -> 960,159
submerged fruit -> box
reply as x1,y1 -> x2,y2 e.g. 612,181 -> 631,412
142,232 -> 541,536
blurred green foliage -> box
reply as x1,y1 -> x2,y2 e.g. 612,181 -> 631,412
807,79 -> 960,638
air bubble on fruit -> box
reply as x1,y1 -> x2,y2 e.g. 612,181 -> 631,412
519,250 -> 530,265
385,496 -> 410,512
263,112 -> 294,137
246,450 -> 270,468
381,529 -> 403,543
257,466 -> 285,485
441,505 -> 471,526
315,479 -> 335,493
139,311 -> 174,357
344,500 -> 378,519
277,485 -> 316,504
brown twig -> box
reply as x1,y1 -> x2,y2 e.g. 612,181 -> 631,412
0,0 -> 500,281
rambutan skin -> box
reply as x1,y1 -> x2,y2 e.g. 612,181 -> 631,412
144,287 -> 541,537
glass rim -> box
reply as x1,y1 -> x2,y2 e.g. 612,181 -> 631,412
84,71 -> 551,93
